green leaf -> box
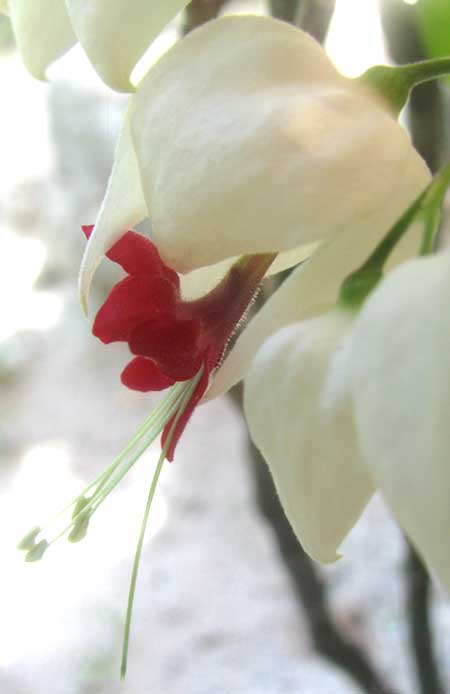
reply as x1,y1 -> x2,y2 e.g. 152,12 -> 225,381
417,0 -> 450,60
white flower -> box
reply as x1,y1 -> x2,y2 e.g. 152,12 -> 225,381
243,244 -> 450,589
80,15 -> 429,312
346,252 -> 450,590
5,0 -> 189,91
244,308 -> 374,563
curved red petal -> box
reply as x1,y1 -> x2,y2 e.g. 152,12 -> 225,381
162,366 -> 210,461
121,357 -> 175,392
93,275 -> 176,344
82,225 -> 179,288
82,225 -> 94,239
128,316 -> 203,381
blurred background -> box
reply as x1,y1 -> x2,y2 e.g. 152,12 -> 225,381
0,1 -> 449,692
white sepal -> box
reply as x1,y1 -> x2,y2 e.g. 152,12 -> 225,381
79,107 -> 147,312
348,253 -> 450,590
65,0 -> 189,92
129,15 -> 429,273
9,0 -> 76,79
244,309 -> 374,563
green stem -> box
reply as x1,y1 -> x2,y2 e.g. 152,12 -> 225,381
419,203 -> 441,256
360,57 -> 450,115
339,159 -> 450,309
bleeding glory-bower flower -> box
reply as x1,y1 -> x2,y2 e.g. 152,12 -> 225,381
244,307 -> 374,564
2,0 -> 190,91
80,14 -> 430,310
81,224 -> 275,462
20,13 -> 433,676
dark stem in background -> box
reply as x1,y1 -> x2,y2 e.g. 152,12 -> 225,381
183,0 -> 228,34
379,3 -> 446,693
295,0 -> 337,44
269,0 -> 299,24
406,545 -> 444,694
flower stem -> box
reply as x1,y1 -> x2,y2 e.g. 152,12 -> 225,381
360,57 -> 450,115
339,159 -> 450,309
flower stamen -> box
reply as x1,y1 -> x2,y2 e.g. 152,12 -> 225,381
17,375 -> 198,560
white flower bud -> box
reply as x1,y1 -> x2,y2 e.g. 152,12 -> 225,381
244,309 -> 374,563
9,0 -> 76,80
8,0 -> 188,90
347,252 -> 450,590
65,0 -> 190,92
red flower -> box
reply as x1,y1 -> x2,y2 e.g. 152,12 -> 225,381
19,228 -> 275,677
83,226 -> 274,460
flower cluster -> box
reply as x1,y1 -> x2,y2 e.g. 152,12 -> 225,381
75,13 -> 450,594
14,4 -> 450,675
245,166 -> 450,590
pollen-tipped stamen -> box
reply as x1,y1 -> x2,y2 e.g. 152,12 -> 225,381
18,378 -> 197,559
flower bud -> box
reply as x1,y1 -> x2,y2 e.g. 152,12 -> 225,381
8,0 -> 189,90
244,309 -> 374,563
347,252 -> 450,590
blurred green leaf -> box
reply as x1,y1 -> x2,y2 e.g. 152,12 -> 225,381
417,0 -> 450,59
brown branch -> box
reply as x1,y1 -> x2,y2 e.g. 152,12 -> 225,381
269,0 -> 299,24
295,0 -> 336,44
183,0 -> 229,35
405,544 -> 445,694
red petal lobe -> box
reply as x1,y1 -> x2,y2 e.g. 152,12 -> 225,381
82,225 -> 179,288
93,275 -> 176,344
121,357 -> 175,392
129,316 -> 203,380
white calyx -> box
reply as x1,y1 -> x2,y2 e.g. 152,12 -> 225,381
80,15 -> 429,311
244,308 -> 374,563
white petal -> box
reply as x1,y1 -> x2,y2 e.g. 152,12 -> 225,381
79,106 -> 147,313
9,0 -> 76,79
348,253 -> 450,590
244,310 -> 374,563
129,15 -> 429,273
65,0 -> 189,92
207,144 -> 430,401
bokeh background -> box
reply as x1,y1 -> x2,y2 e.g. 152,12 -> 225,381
0,1 -> 449,692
